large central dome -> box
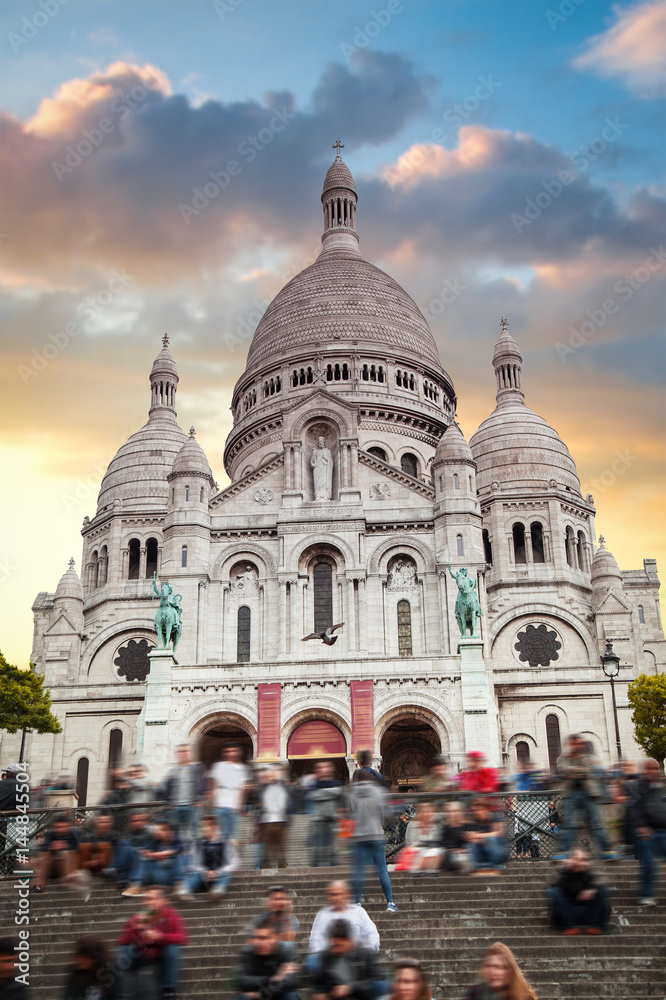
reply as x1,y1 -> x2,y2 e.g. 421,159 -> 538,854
245,249 -> 443,372
243,148 -> 446,379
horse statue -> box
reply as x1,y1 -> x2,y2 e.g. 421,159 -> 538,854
152,572 -> 183,652
448,562 -> 482,638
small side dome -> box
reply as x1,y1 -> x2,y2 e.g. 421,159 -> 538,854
171,427 -> 215,482
54,558 -> 83,604
591,536 -> 622,588
434,422 -> 474,464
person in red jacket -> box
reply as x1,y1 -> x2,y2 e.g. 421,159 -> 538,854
458,752 -> 499,794
117,885 -> 188,999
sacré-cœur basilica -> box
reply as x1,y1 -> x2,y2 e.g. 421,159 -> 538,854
18,148 -> 665,803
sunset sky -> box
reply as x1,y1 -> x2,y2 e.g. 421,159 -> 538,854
1,0 -> 664,667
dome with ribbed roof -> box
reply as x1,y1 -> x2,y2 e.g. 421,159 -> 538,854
434,422 -> 474,464
171,427 -> 215,482
591,536 -> 623,587
322,157 -> 356,196
245,251 -> 444,372
96,337 -> 188,513
55,558 -> 83,604
470,320 -> 581,494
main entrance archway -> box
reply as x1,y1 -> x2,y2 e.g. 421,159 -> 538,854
286,719 -> 348,782
380,712 -> 442,788
196,715 -> 254,768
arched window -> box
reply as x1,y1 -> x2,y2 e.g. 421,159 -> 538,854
128,538 -> 140,580
108,728 -> 123,773
200,486 -> 204,502
483,529 -> 493,565
401,453 -> 418,478
237,606 -> 251,663
181,545 -> 188,568
638,605 -> 645,624
513,523 -> 526,564
565,526 -> 575,567
531,522 -> 545,563
577,531 -> 586,571
516,741 -> 530,765
397,599 -> 413,657
185,486 -> 190,502
146,537 -> 158,578
99,545 -> 108,585
75,757 -> 89,808
313,562 -> 333,633
456,534 -> 464,557
91,549 -> 99,588
545,714 -> 562,772
453,473 -> 459,491
368,447 -> 387,462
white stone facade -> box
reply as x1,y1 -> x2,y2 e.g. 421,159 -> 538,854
10,154 -> 664,804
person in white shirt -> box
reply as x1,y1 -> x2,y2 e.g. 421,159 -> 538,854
208,744 -> 249,841
259,766 -> 290,869
306,880 -> 380,972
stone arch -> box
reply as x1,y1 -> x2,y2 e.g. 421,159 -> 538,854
506,731 -> 538,753
64,745 -> 100,766
375,697 -> 459,755
281,705 -> 351,761
211,542 -> 277,580
364,439 -> 396,462
368,535 -> 436,575
580,729 -> 605,758
489,604 -> 597,663
396,443 -> 427,473
84,621 -> 155,677
187,707 -> 258,766
99,717 -> 134,766
285,534 -> 356,573
184,701 -> 258,742
290,404 -> 351,440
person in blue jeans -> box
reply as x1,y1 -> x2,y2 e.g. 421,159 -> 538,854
630,757 -> 666,905
113,811 -> 153,885
122,820 -> 184,896
465,798 -> 509,873
555,734 -> 615,859
348,769 -> 398,912
117,885 -> 188,999
179,814 -> 232,900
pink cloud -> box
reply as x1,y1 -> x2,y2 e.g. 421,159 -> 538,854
573,0 -> 666,96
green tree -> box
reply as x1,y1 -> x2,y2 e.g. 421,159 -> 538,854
627,673 -> 666,768
0,652 -> 62,736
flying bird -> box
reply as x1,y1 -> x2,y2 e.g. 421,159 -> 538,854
302,623 -> 345,645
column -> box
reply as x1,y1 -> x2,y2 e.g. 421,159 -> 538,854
196,581 -> 207,662
285,445 -> 292,489
357,573 -> 368,655
121,548 -> 129,579
345,574 -> 357,654
278,580 -> 288,657
424,572 -> 441,654
291,578 -> 306,652
437,570 -> 451,655
294,444 -> 302,491
139,545 -> 147,580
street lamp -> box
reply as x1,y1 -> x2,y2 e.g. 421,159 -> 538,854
601,639 -> 622,762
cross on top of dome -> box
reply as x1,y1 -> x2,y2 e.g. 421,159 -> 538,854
189,426 -> 196,438
162,332 -> 170,348
332,138 -> 344,160
500,315 -> 509,334
599,535 -> 606,548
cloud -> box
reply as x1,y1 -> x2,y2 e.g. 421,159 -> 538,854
573,0 -> 666,96
0,52 -> 429,288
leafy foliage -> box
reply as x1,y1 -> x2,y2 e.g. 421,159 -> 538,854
0,651 -> 62,735
627,673 -> 666,766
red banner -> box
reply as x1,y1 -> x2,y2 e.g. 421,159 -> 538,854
287,720 -> 346,759
257,683 -> 281,761
351,679 -> 374,754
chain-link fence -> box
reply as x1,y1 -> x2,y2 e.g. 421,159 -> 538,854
0,802 -> 167,878
383,790 -> 564,861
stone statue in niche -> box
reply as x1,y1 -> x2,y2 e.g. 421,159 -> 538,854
387,558 -> 417,591
311,436 -> 333,500
232,564 -> 259,597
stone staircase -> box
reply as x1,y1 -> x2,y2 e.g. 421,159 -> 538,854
9,855 -> 666,1000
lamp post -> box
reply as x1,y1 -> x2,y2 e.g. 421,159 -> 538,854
601,639 -> 622,762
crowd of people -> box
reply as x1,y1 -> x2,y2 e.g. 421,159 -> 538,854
1,735 -> 665,999
0,879 -> 543,1000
